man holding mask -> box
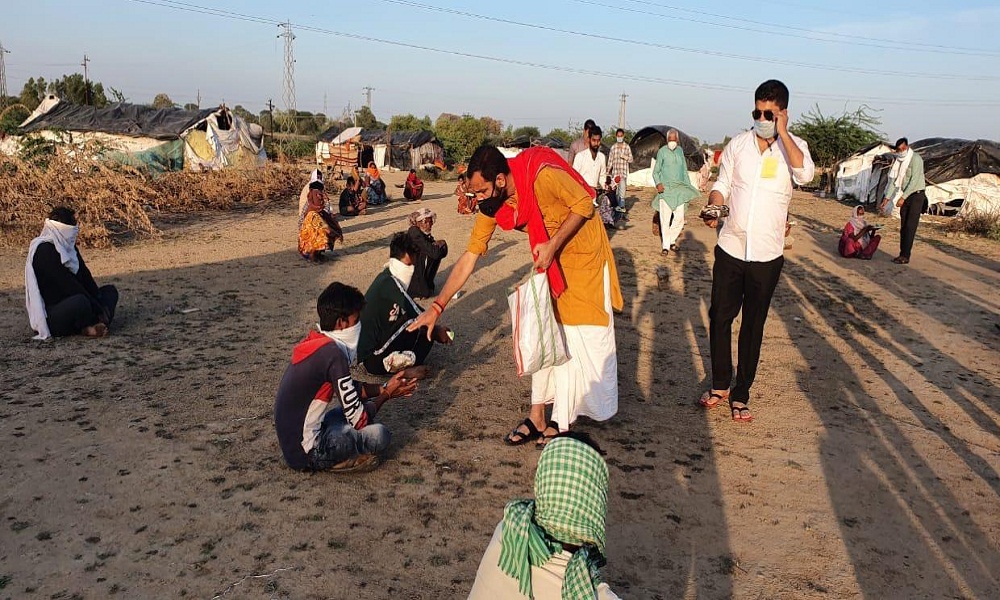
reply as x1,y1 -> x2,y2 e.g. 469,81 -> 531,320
408,145 -> 623,448
699,80 -> 814,422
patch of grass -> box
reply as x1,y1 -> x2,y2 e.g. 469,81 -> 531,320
0,574 -> 11,589
949,211 -> 1000,241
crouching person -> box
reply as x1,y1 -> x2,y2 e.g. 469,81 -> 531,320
274,282 -> 417,473
26,207 -> 119,339
468,433 -> 621,600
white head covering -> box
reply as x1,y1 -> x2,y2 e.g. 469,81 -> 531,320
849,205 -> 867,233
25,219 -> 81,340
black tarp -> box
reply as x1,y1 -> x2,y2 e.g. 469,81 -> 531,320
507,135 -> 568,150
21,101 -> 216,140
909,138 -> 1000,183
317,125 -> 344,143
629,126 -> 705,171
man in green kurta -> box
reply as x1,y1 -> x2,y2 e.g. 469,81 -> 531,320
652,129 -> 700,254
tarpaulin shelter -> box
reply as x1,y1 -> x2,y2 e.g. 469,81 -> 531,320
316,128 -> 444,170
839,138 -> 1000,216
17,95 -> 265,172
316,126 -> 360,167
497,135 -> 570,162
835,141 -> 893,204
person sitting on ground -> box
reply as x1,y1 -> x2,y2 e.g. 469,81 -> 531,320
404,169 -> 425,201
339,176 -> 367,217
468,433 -> 621,600
298,184 -> 343,261
358,232 -> 453,376
25,207 -> 119,340
838,205 -> 881,260
298,169 -> 328,226
406,208 -> 449,299
455,173 -> 477,214
273,282 -> 419,473
366,161 -> 389,205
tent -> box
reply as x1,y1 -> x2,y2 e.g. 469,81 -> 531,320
17,95 -> 265,172
627,125 -> 709,191
497,136 -> 571,162
835,141 -> 893,204
838,138 -> 1000,216
316,128 -> 444,170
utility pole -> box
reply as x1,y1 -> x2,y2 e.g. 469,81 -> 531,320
278,22 -> 296,120
196,88 -> 201,109
323,91 -> 328,116
81,54 -> 91,105
617,92 -> 628,130
267,98 -> 275,137
0,41 -> 10,105
362,86 -> 374,110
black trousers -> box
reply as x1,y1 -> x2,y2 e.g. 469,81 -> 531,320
709,247 -> 783,404
47,285 -> 119,337
362,327 -> 435,376
899,190 -> 927,259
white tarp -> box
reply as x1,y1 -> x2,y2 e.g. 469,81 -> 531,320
836,144 -> 892,202
929,174 -> 1000,217
330,127 -> 362,145
373,143 -> 388,168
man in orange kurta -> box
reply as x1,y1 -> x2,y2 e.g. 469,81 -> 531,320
409,145 -> 622,446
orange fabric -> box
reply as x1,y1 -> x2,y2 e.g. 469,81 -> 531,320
298,211 -> 332,255
467,167 -> 622,326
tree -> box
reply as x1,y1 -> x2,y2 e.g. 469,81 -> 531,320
151,93 -> 175,109
389,113 -> 433,132
790,104 -> 882,190
512,125 -> 540,139
49,74 -> 108,107
108,87 -> 128,104
434,113 -> 505,163
184,103 -> 200,111
19,77 -> 48,111
232,105 -> 259,125
0,104 -> 31,135
545,128 -> 574,146
355,105 -> 381,129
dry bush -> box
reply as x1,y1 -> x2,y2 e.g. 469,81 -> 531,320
0,147 -> 158,248
0,145 -> 315,248
948,210 -> 1000,242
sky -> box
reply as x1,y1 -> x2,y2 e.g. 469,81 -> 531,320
4,0 -> 1000,144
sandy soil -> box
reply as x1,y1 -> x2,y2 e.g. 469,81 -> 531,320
1,168 -> 999,599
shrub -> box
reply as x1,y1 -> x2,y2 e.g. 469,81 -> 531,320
949,211 -> 1000,241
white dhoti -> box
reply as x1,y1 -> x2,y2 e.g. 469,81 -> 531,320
531,265 -> 618,430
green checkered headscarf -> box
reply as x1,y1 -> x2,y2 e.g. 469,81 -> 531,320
499,437 -> 609,600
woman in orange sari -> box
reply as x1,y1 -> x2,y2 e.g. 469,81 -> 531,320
365,161 -> 388,205
298,187 -> 342,261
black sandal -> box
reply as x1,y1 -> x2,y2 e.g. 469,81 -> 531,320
504,418 -> 542,446
536,421 -> 560,449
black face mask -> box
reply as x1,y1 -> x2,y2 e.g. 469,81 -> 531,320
477,185 -> 508,217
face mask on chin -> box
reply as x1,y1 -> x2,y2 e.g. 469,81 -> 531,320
667,141 -> 678,151
753,120 -> 777,140
322,321 -> 362,365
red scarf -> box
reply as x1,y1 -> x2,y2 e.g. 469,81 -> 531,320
495,147 -> 595,298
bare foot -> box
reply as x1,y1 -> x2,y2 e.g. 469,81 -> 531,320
82,323 -> 108,338
400,365 -> 430,381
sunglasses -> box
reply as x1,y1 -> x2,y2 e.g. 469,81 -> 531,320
751,109 -> 776,121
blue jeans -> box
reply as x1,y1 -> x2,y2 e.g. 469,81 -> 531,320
308,409 -> 391,471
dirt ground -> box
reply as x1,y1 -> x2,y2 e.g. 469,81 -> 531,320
1,168 -> 999,599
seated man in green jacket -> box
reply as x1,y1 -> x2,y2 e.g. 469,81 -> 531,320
358,232 -> 453,375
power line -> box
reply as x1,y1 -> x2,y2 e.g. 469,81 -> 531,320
124,0 -> 1000,108
380,0 -> 1000,82
577,0 -> 1000,58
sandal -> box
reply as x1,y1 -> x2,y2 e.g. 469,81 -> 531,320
730,401 -> 753,422
330,454 -> 381,474
504,418 -> 542,446
699,389 -> 728,408
536,421 -> 560,449
892,256 -> 909,264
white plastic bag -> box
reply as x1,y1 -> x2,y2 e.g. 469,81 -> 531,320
508,272 -> 569,377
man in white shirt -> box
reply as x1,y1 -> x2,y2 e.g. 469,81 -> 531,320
699,79 -> 814,423
567,118 -> 596,167
572,125 -> 608,192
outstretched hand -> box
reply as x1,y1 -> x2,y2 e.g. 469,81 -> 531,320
407,309 -> 440,341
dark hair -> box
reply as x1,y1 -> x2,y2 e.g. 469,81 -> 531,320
346,175 -> 356,186
616,128 -> 625,135
553,431 -> 605,455
754,79 -> 790,110
409,169 -> 416,174
457,173 -> 466,181
467,145 -> 510,181
589,126 -> 603,139
48,206 -> 77,226
389,231 -> 418,260
894,137 -> 908,149
309,181 -> 324,190
583,119 -> 596,131
317,282 -> 365,330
